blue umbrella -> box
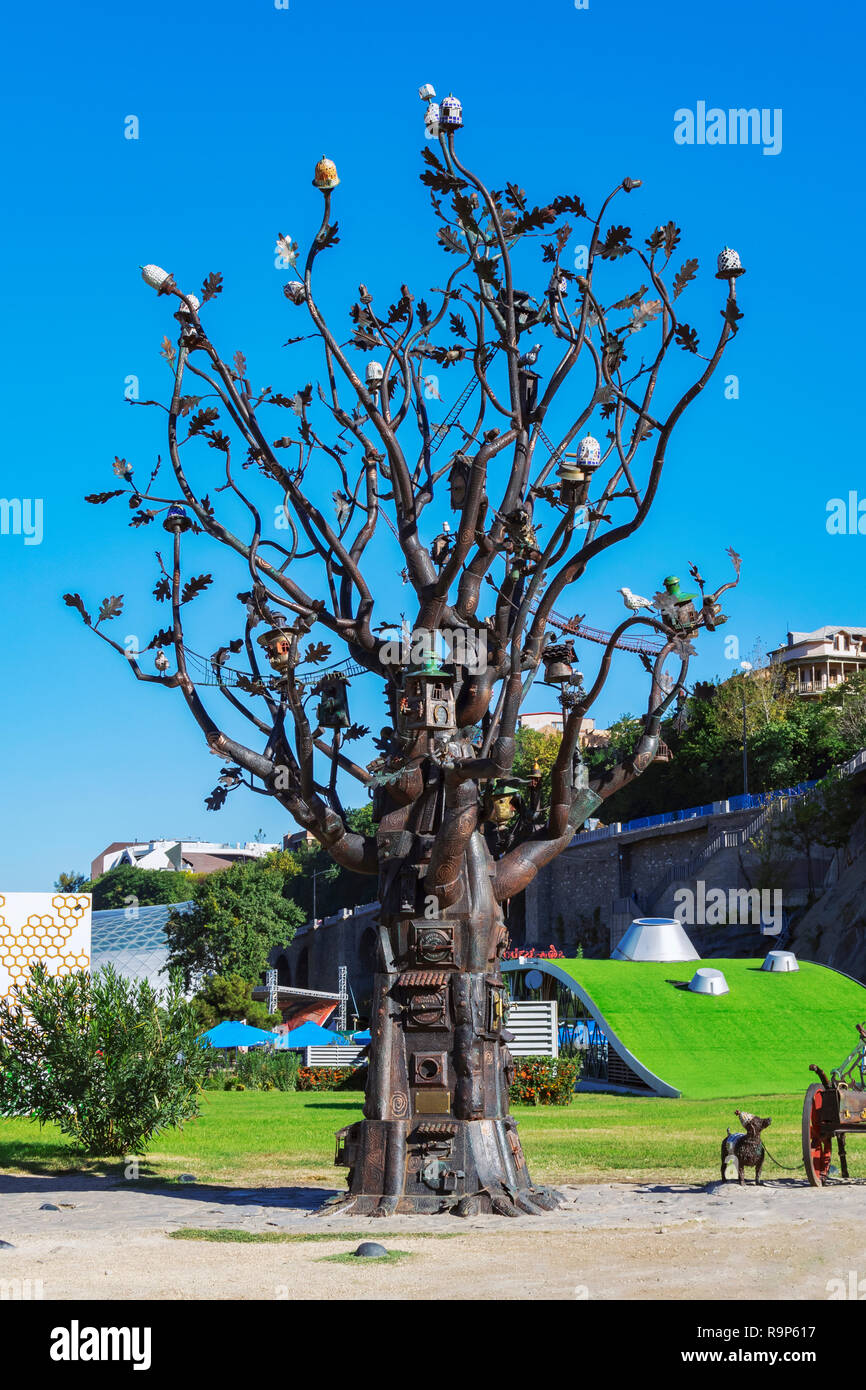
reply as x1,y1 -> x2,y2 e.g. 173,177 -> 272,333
199,1020 -> 280,1048
274,1020 -> 343,1049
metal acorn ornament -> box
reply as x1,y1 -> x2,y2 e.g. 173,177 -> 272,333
366,360 -> 385,393
313,155 -> 340,191
141,264 -> 172,291
163,505 -> 192,534
715,246 -> 745,279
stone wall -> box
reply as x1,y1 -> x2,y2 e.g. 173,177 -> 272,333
268,901 -> 380,1019
270,802 -> 833,1004
513,808 -> 758,956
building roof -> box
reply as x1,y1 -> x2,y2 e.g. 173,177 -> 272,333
182,853 -> 239,874
770,625 -> 866,655
90,901 -> 194,987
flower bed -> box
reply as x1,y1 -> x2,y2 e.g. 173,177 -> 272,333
509,1055 -> 581,1106
297,1065 -> 367,1092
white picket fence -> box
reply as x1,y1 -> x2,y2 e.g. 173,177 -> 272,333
303,1044 -> 367,1067
296,1008 -> 558,1066
506,1000 -> 558,1058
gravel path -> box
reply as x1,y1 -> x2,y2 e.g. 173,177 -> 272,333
1,1173 -> 863,1299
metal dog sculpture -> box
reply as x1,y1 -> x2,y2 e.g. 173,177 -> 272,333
721,1109 -> 771,1185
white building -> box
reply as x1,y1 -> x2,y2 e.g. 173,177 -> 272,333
90,839 -> 281,881
768,626 -> 866,697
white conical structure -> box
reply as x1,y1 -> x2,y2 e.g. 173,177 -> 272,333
611,916 -> 700,962
762,950 -> 799,973
688,967 -> 729,995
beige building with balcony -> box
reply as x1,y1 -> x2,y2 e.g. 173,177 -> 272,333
768,625 -> 866,697
517,711 -> 610,748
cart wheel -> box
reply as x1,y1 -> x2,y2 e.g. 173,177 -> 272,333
803,1083 -> 832,1187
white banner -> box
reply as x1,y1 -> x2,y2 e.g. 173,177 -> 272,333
0,892 -> 92,1004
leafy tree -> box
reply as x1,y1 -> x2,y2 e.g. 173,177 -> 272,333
0,963 -> 207,1155
773,773 -> 862,896
289,813 -> 376,922
54,871 -> 87,892
584,669 -> 866,826
165,850 -> 303,989
831,670 -> 866,750
85,863 -> 195,911
192,972 -> 281,1031
512,726 -> 562,806
711,653 -> 797,744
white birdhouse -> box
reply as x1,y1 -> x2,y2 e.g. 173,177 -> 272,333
439,95 -> 463,130
141,264 -> 171,291
418,83 -> 436,102
716,245 -> 745,279
366,360 -> 384,391
576,434 -> 601,468
424,103 -> 440,137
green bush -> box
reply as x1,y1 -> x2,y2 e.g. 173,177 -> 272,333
235,1049 -> 300,1092
204,1049 -> 300,1093
0,963 -> 209,1154
509,1055 -> 581,1106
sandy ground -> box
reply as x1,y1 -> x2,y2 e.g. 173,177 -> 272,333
2,1173 -> 866,1300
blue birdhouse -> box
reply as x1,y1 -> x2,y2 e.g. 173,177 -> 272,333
163,505 -> 192,533
439,95 -> 463,130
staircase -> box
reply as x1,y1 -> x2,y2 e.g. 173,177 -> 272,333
643,747 -> 866,916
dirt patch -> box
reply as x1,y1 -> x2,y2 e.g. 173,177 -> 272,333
0,1175 -> 862,1299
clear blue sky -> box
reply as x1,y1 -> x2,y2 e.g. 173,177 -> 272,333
1,0 -> 862,889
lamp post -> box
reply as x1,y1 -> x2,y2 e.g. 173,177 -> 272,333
740,660 -> 752,796
311,865 -> 329,925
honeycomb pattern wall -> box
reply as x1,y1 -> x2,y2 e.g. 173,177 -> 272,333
0,893 -> 91,1004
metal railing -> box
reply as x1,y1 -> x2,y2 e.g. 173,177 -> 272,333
642,747 -> 866,911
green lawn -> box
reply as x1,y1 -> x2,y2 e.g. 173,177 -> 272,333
0,1087 -> 852,1188
556,958 -> 866,1098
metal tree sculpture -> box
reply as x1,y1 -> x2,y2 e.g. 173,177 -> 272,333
68,88 -> 743,1216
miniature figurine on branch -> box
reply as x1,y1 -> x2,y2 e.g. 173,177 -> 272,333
67,84 -> 743,1216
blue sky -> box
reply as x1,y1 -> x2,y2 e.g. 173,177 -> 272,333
0,0 -> 862,888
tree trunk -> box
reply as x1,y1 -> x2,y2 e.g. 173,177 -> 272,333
329,834 -> 560,1216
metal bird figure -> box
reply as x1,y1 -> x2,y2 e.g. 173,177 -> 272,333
518,343 -> 542,369
618,586 -> 654,613
423,374 -> 443,402
154,648 -> 170,674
